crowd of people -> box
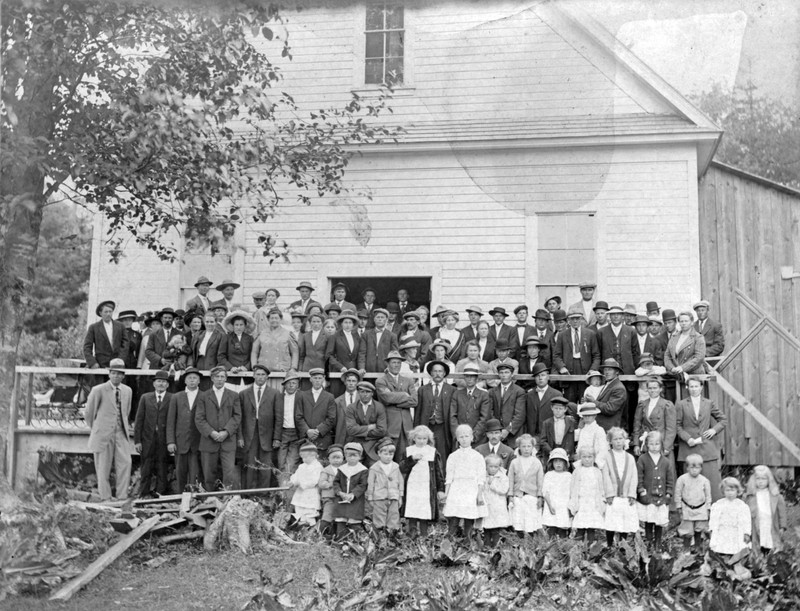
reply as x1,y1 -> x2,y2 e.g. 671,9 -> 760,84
81,277 -> 781,554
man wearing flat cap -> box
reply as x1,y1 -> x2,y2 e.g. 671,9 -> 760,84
290,281 -> 323,315
195,366 -> 242,490
166,367 -> 203,491
84,359 -> 133,501
344,380 -> 388,466
376,351 -> 417,461
185,276 -> 214,313
358,308 -> 399,373
513,305 -> 537,352
488,307 -> 520,361
569,281 -> 597,327
693,300 -> 725,358
415,360 -> 455,458
239,364 -> 280,488
276,371 -> 303,481
326,282 -> 357,314
83,300 -> 130,369
296,368 -> 336,452
335,369 -> 362,446
134,370 -> 173,497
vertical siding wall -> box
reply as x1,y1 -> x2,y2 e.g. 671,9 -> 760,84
699,164 -> 800,466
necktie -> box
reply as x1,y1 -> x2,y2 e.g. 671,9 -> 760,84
431,384 -> 441,425
539,331 -> 545,339
156,394 -> 163,409
501,385 -> 505,399
257,385 -> 262,405
115,387 -> 122,421
573,329 -> 580,354
434,384 -> 440,399
349,393 -> 355,405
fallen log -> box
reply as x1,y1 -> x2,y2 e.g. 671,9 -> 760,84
67,500 -> 123,514
49,515 -> 161,601
161,531 -> 205,544
133,486 -> 289,506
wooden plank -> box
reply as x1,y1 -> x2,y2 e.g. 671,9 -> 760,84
714,372 -> 800,465
133,486 -> 290,505
713,318 -> 767,373
6,372 -> 19,486
49,515 -> 161,601
25,372 -> 34,426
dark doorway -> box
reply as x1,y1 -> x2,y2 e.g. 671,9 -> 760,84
328,277 -> 431,310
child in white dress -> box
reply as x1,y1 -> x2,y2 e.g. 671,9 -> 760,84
709,477 -> 751,556
574,404 -> 609,468
507,434 -> 544,536
443,424 -> 487,540
601,427 -> 639,546
290,442 -> 324,526
569,447 -> 606,542
541,447 -> 572,537
400,425 -> 446,538
482,454 -> 510,547
745,465 -> 788,553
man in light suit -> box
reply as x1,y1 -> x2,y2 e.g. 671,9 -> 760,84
450,364 -> 492,446
134,370 -> 172,497
326,282 -> 357,314
676,377 -> 727,500
295,368 -> 336,452
185,276 -> 213,314
415,360 -> 455,458
553,308 -> 601,403
524,363 -> 565,437
489,362 -> 526,448
474,419 -> 514,469
84,359 -> 132,501
357,308 -> 399,373
693,300 -> 725,358
83,300 -> 129,369
195,366 -> 242,490
239,364 -> 280,488
460,306 -> 484,344
166,367 -> 203,491
344,381 -> 388,466
487,307 -> 520,361
376,351 -> 418,460
590,359 -> 628,432
568,281 -> 597,327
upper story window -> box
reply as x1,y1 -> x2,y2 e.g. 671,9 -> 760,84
365,4 -> 404,86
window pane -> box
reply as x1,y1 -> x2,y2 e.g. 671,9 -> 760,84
365,32 -> 384,59
385,57 -> 403,85
365,58 -> 384,84
366,5 -> 384,30
386,5 -> 404,29
387,31 -> 404,57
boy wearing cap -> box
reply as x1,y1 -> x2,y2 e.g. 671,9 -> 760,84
344,381 -> 388,466
195,366 -> 242,490
117,310 -> 142,370
693,301 -> 725,357
633,315 -> 664,366
296,368 -> 336,452
167,367 -> 203,491
474,419 -> 514,470
83,300 -> 130,369
367,437 -> 404,537
333,442 -> 369,538
240,364 -> 280,488
85,359 -> 133,501
489,363 -> 526,448
318,444 -> 345,539
358,308 -> 399,373
134,370 -> 173,497
376,352 -> 418,461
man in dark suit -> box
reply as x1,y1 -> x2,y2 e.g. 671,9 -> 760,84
239,364 -> 280,488
289,281 -> 323,315
512,305 -> 537,358
83,300 -> 129,369
298,312 -> 331,372
474,418 -> 514,469
295,368 -> 336,451
357,308 -> 399,373
188,312 -> 225,371
396,288 -> 415,319
134,370 -> 172,497
356,287 -> 379,329
334,369 -> 361,446
166,367 -> 203,491
590,359 -> 628,432
632,315 -> 664,366
344,381 -> 388,466
489,362 -> 526,448
415,360 -> 455,458
195,366 -> 242,490
488,307 -> 520,360
553,308 -> 601,403
460,306 -> 484,344
117,310 -> 141,369
539,396 -> 576,460
450,364 -> 492,446
598,305 -> 640,375
185,276 -> 213,314
525,362 -> 566,438
693,300 -> 725,358
145,307 -> 183,369
518,337 -> 549,390
587,301 -> 610,333
376,351 -> 417,460
326,282 -> 357,314
384,302 -> 402,335
531,309 -> 556,368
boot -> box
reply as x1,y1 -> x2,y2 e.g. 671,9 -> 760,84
334,522 -> 348,542
654,526 -> 663,549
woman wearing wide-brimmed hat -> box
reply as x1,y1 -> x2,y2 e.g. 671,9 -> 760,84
398,310 -> 432,357
218,310 -> 256,373
398,338 -> 423,389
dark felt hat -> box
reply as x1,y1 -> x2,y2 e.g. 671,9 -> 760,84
153,370 -> 170,381
662,309 -> 677,322
552,309 -> 567,322
593,301 -> 610,312
117,309 -> 137,320
485,418 -> 503,433
533,308 -> 550,320
531,362 -> 549,376
513,304 -> 529,315
488,307 -> 509,317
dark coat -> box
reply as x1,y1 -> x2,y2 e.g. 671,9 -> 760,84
488,323 -> 520,360
475,442 -> 514,470
634,333 -> 665,366
539,416 -> 576,459
399,449 -> 445,520
298,331 -> 332,372
122,328 -> 142,369
450,387 -> 492,445
344,400 -> 388,462
218,332 -> 254,370
694,317 -> 725,358
598,324 -> 640,375
239,383 -> 280,452
489,383 -> 526,443
358,327 -> 399,372
145,327 -> 182,369
593,377 -> 628,431
524,385 -> 564,436
295,388 -> 336,450
415,381 -> 455,456
333,467 -> 368,521
326,330 -> 362,372
134,391 -> 172,457
636,452 -> 676,506
195,387 -> 242,452
632,397 -> 677,453
83,320 -> 129,368
675,396 -> 727,461
552,327 -> 600,374
166,390 -> 202,454
188,328 -> 225,370
334,392 -> 358,446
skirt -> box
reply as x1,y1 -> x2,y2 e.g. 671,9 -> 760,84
605,497 -> 639,533
637,502 -> 669,526
510,495 -> 542,533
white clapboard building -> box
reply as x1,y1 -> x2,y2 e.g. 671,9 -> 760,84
88,1 -> 722,316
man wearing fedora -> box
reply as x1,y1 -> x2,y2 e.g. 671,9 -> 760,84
166,367 -> 203,491
531,308 -> 555,369
84,359 -> 133,501
344,380 -> 388,466
524,362 -> 565,436
116,310 -> 141,370
376,351 -> 417,461
415,360 -> 455,458
475,419 -> 514,469
553,307 -> 601,403
587,301 -> 610,333
134,370 -> 173,497
489,362 -> 526,448
195,366 -> 242,490
215,279 -> 242,313
358,308 -> 399,373
185,276 -> 214,313
569,281 -> 597,327
144,308 -> 182,369
598,306 -> 640,375
450,363 -> 492,446
296,368 -> 336,452
83,300 -> 130,369
488,306 -> 519,361
290,281 -> 323,315
276,371 -> 303,481
693,300 -> 725,358
326,282 -> 357,314
460,306 -> 484,344
239,364 -> 280,488
588,358 -> 628,431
